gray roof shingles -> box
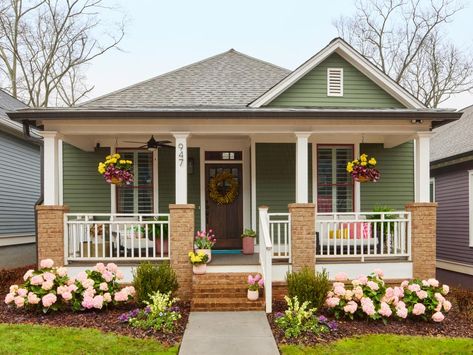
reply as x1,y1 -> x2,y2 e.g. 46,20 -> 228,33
430,105 -> 473,162
0,89 -> 28,133
81,49 -> 290,108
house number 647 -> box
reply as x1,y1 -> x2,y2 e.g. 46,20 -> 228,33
177,143 -> 184,167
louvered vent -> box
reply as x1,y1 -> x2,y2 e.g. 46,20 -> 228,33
327,68 -> 343,96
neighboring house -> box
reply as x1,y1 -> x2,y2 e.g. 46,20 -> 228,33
0,90 -> 40,268
8,38 -> 461,311
431,104 -> 473,290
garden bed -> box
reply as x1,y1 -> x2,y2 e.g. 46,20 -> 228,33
268,299 -> 473,347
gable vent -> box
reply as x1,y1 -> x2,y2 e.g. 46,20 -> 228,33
327,68 -> 343,96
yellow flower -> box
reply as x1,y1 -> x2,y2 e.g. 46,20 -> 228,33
346,162 -> 354,173
353,160 -> 359,164
360,154 -> 368,162
361,161 -> 367,166
126,160 -> 132,164
113,153 -> 120,159
119,160 -> 126,164
105,155 -> 111,160
368,158 -> 376,165
110,158 -> 117,164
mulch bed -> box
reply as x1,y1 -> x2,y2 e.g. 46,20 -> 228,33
0,265 -> 189,346
268,298 -> 473,346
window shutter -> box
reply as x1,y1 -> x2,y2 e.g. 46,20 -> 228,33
327,68 -> 343,96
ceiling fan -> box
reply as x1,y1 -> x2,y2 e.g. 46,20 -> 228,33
123,135 -> 173,150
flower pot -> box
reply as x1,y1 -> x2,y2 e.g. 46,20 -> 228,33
196,248 -> 211,262
155,239 -> 169,256
247,289 -> 259,301
193,264 -> 207,275
242,237 -> 255,255
355,176 -> 369,183
110,176 -> 123,186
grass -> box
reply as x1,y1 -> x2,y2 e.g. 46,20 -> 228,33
280,334 -> 473,355
0,323 -> 178,355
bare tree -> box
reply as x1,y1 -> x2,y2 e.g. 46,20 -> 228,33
0,0 -> 125,107
334,0 -> 473,107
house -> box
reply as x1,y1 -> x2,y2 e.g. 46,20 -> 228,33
7,38 -> 461,311
0,90 -> 40,268
431,104 -> 473,290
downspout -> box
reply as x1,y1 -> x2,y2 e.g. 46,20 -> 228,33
22,120 -> 43,266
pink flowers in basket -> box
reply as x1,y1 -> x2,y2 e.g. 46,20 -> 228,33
325,270 -> 451,323
4,259 -> 135,313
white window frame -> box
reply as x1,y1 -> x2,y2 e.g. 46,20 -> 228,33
469,170 -> 473,247
327,67 -> 344,97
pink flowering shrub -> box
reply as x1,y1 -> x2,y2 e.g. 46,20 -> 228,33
4,259 -> 135,313
325,270 -> 451,323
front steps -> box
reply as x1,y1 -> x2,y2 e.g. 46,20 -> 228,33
191,272 -> 265,311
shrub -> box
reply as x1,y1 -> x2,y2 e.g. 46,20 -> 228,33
133,262 -> 178,304
120,291 -> 181,332
274,296 -> 334,338
286,267 -> 331,309
4,259 -> 135,313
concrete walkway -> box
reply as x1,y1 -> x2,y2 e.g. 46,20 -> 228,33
179,312 -> 279,355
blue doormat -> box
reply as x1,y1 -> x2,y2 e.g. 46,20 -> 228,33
212,250 -> 241,255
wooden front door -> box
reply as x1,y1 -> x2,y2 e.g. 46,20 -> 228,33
205,164 -> 243,249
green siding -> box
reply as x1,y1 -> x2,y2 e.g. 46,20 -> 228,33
63,143 -> 111,213
268,53 -> 405,108
360,142 -> 414,211
158,148 -> 200,229
256,143 -> 312,213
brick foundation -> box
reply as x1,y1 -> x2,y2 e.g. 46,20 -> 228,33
289,203 -> 316,272
169,204 -> 195,301
405,202 -> 437,280
36,205 -> 69,267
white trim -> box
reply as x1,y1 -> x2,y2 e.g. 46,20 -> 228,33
354,142 -> 361,212
469,170 -> 473,247
437,259 -> 473,276
58,138 -> 64,205
414,132 -> 432,202
200,147 -> 206,229
173,132 -> 190,204
295,132 -> 311,203
251,137 -> 257,230
317,262 -> 413,280
42,131 -> 61,205
110,145 -> 117,213
249,38 -> 425,109
243,143 -> 251,229
153,150 -> 159,213
327,67 -> 344,96
312,141 -> 317,205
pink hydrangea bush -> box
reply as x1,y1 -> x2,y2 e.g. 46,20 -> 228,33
325,270 -> 451,323
4,259 -> 135,313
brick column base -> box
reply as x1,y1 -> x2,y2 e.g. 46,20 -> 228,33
405,202 -> 438,280
36,205 -> 69,267
169,204 -> 195,301
289,203 -> 316,272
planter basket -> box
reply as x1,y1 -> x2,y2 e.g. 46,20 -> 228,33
247,289 -> 259,301
196,248 -> 212,262
193,264 -> 207,275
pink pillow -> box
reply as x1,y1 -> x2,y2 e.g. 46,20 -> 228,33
341,222 -> 371,239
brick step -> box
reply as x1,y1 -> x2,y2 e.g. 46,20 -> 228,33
191,297 -> 265,311
192,273 -> 251,286
192,291 -> 250,299
192,285 -> 248,292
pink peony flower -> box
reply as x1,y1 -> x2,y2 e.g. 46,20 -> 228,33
40,259 -> 54,269
361,297 -> 376,316
83,287 -> 96,298
114,291 -> 127,302
351,279 -> 361,287
326,297 -> 340,308
43,272 -> 56,282
42,280 -> 54,291
67,278 -> 76,286
335,272 -> 348,282
81,295 -> 94,309
373,268 -> 384,278
407,284 -> 421,292
106,263 -> 118,273
95,263 -> 106,273
9,285 -> 19,293
334,285 -> 346,296
393,287 -> 404,298
62,291 -> 72,301
442,285 -> 450,295
17,288 -> 28,297
99,282 -> 109,291
27,292 -> 40,305
23,270 -> 34,281
434,293 -> 445,303
428,279 -> 440,287
56,267 -> 68,277
379,302 -> 392,317
343,300 -> 358,314
353,286 -> 364,300
30,275 -> 44,286
4,293 -> 15,304
81,278 -> 95,289
422,280 -> 430,287
103,293 -> 112,303
443,300 -> 452,312
14,296 -> 25,308
124,286 -> 135,296
432,311 -> 445,322
93,295 -> 104,309
435,303 -> 442,312
367,281 -> 379,291
412,303 -> 426,315
344,290 -> 353,300
42,293 -> 57,308
385,287 -> 394,299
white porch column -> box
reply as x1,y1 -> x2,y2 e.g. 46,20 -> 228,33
295,132 -> 311,203
42,131 -> 61,205
173,132 -> 190,204
415,132 -> 432,202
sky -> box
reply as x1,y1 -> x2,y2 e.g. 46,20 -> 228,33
86,0 -> 473,109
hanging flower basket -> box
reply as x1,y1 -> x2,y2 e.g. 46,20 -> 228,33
98,154 -> 134,186
346,154 -> 380,183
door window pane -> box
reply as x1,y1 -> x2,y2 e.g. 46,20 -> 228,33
317,146 -> 354,212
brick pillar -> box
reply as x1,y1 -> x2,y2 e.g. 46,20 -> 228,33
289,203 -> 316,272
169,204 -> 195,301
36,205 -> 69,267
405,202 -> 437,280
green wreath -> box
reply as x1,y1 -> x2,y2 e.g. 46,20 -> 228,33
208,171 -> 239,205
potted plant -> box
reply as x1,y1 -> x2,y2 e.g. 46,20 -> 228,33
346,153 -> 380,183
241,228 -> 256,255
247,274 -> 264,301
194,229 -> 216,262
189,251 -> 209,274
98,153 -> 134,186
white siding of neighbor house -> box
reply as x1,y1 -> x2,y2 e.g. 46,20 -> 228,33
0,130 -> 40,241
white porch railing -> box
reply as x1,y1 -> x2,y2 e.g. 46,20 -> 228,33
259,207 -> 273,313
268,213 -> 291,261
64,213 -> 170,263
315,211 -> 412,261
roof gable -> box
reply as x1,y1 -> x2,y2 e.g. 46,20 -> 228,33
250,38 -> 425,109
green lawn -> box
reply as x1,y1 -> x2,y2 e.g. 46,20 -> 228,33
280,334 -> 473,355
0,323 -> 178,355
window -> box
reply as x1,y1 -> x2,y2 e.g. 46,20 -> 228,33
116,151 -> 153,213
327,68 -> 343,96
469,171 -> 473,247
317,145 -> 353,212
430,178 -> 435,202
